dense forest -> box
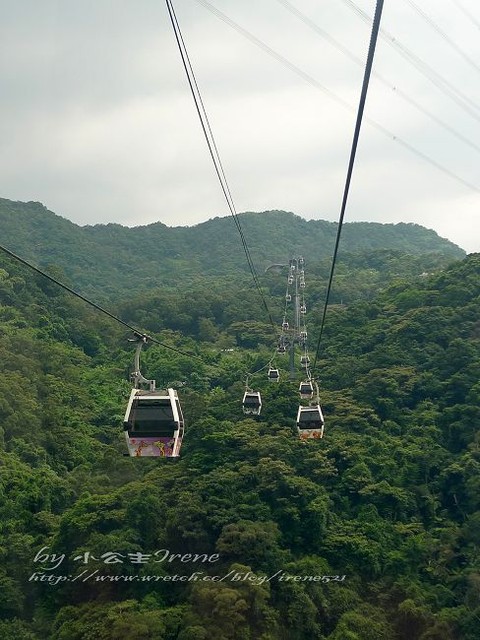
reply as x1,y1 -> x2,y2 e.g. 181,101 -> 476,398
0,198 -> 464,299
0,205 -> 478,639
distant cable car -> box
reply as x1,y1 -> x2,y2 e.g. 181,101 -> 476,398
300,280 -> 306,289
288,276 -> 294,284
286,294 -> 292,302
299,330 -> 308,342
282,321 -> 289,330
124,388 -> 184,457
242,391 -> 262,415
299,380 -> 314,399
296,405 -> 324,439
267,367 -> 280,382
300,304 -> 306,315
300,354 -> 310,368
278,336 -> 288,351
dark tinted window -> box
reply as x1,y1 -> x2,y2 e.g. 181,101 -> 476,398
129,399 -> 177,435
298,408 -> 323,425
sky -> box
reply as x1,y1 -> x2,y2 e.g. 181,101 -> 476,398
0,0 -> 479,252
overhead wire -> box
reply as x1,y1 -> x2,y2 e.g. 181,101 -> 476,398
194,0 -> 480,194
275,0 -> 480,154
451,0 -> 480,31
339,0 -> 480,120
311,0 -> 384,375
165,0 -> 277,333
0,242 -> 203,361
404,0 -> 480,74
245,347 -> 279,385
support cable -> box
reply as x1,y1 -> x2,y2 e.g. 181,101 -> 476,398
275,0 -> 480,154
340,0 -> 480,119
311,0 -> 384,375
404,0 -> 480,74
451,0 -> 480,31
244,347 -> 279,389
195,0 -> 480,194
0,242 -> 202,361
165,0 -> 277,332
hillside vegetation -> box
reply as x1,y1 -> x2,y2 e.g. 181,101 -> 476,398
0,198 -> 464,299
0,214 -> 478,639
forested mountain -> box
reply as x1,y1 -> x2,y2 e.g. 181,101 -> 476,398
0,217 -> 479,639
0,198 -> 464,299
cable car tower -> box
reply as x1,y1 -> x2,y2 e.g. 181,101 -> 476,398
123,334 -> 185,458
279,257 -> 308,377
278,257 -> 324,439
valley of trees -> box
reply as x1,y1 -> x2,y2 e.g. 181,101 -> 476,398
0,204 -> 478,639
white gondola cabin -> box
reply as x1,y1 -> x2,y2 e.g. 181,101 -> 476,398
300,354 -> 310,368
299,380 -> 314,399
242,391 -> 262,415
267,367 -> 280,382
124,388 -> 184,458
296,405 -> 324,439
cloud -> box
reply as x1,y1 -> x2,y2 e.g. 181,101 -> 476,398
0,0 -> 479,251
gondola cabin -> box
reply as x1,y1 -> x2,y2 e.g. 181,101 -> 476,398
296,405 -> 324,439
300,355 -> 310,368
124,388 -> 184,457
242,391 -> 262,415
299,380 -> 314,399
282,321 -> 289,330
267,367 -> 280,382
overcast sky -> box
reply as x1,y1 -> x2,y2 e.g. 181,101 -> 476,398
1,0 -> 479,251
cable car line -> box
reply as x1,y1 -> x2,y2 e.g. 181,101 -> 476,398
311,0 -> 384,377
278,256 -> 324,439
404,0 -> 480,74
340,0 -> 480,120
194,0 -> 480,194
241,349 -> 280,415
451,0 -> 480,31
166,0 -> 288,417
165,0 -> 277,333
0,241 -> 201,362
275,0 -> 480,154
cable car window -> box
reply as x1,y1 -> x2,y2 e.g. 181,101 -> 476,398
129,399 -> 177,435
298,408 -> 324,427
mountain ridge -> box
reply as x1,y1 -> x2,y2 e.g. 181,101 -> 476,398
0,197 -> 465,298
